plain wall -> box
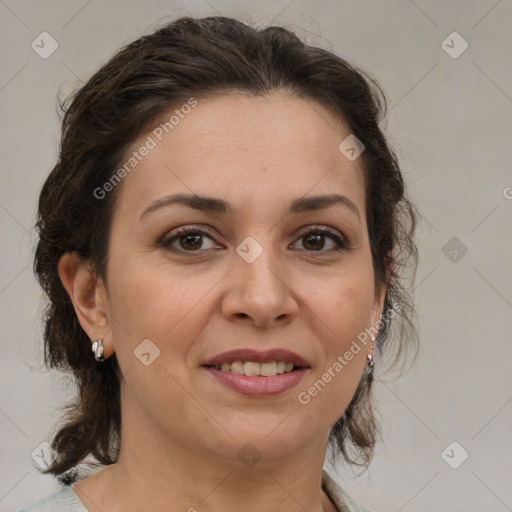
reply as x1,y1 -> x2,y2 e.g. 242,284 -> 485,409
1,1 -> 511,511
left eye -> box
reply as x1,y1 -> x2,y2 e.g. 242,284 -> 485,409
292,228 -> 347,252
161,226 -> 347,254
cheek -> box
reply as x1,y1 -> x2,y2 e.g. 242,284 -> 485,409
303,278 -> 373,417
313,268 -> 376,339
106,259 -> 221,358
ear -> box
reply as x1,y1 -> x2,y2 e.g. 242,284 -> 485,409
370,263 -> 391,338
58,251 -> 114,358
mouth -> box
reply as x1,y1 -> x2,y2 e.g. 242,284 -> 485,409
203,360 -> 301,377
201,348 -> 311,396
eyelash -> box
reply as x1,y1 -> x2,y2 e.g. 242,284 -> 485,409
159,224 -> 349,256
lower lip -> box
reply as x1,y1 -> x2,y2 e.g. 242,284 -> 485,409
202,367 -> 309,397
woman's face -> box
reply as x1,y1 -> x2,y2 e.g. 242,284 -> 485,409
99,92 -> 386,465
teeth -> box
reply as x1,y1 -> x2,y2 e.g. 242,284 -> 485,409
230,361 -> 244,374
212,361 -> 297,376
260,361 -> 276,377
243,361 -> 260,376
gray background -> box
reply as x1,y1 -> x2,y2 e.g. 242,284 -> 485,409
1,1 -> 511,511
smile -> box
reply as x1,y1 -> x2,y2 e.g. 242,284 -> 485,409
201,347 -> 311,396
207,361 -> 295,377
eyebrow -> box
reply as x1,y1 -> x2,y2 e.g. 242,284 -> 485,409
139,193 -> 361,223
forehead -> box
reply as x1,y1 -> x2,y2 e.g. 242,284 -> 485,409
112,92 -> 366,222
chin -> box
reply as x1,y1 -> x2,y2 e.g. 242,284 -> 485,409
217,413 -> 319,457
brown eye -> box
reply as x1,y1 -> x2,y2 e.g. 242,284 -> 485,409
177,233 -> 204,251
302,233 -> 327,251
160,225 -> 348,256
161,228 -> 218,253
293,227 -> 348,253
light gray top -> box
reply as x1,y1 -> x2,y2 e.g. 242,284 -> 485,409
19,469 -> 372,512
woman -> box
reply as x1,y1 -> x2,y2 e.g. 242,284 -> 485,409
22,15 -> 418,512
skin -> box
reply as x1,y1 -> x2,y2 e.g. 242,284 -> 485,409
58,92 -> 387,512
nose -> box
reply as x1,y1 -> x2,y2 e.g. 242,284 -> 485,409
221,245 -> 299,328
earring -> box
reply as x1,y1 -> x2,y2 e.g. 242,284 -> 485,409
367,334 -> 376,368
92,339 -> 105,362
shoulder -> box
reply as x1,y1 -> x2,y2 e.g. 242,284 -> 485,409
322,469 -> 374,512
18,485 -> 87,512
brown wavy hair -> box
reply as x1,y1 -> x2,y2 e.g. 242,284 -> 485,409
33,15 -> 419,483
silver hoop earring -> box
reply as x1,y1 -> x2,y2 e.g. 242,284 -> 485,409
92,339 -> 105,362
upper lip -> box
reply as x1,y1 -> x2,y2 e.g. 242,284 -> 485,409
202,348 -> 311,368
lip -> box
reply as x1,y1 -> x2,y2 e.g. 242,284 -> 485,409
203,367 -> 309,397
201,348 -> 311,368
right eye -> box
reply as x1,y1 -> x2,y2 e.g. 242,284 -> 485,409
161,226 -> 221,253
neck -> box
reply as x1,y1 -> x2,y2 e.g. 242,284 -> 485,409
72,408 -> 336,512
73,432 -> 335,512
